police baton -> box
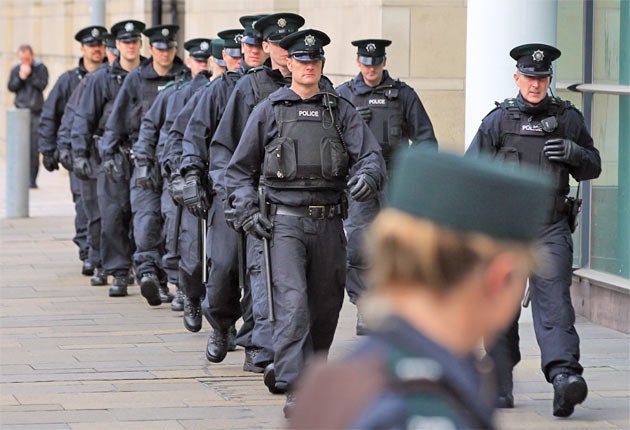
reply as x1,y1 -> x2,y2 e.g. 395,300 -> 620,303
258,187 -> 275,322
522,283 -> 531,308
237,231 -> 247,291
172,203 -> 183,255
198,212 -> 208,285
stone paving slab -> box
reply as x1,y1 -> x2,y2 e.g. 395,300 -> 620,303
1,166 -> 629,429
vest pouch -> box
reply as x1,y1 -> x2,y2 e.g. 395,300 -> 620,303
263,136 -> 297,181
495,146 -> 520,167
320,136 -> 349,179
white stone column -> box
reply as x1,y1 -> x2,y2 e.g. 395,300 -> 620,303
464,0 -> 558,148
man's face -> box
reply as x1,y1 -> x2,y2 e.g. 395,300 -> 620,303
116,39 -> 142,62
188,57 -> 208,76
81,44 -> 105,64
262,41 -> 289,68
242,42 -> 267,67
357,58 -> 386,87
287,57 -> 323,86
18,49 -> 33,65
222,50 -> 242,71
150,45 -> 177,69
514,73 -> 551,105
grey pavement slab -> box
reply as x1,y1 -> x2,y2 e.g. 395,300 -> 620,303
1,163 -> 629,429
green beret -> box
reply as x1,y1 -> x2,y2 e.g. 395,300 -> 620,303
387,148 -> 556,242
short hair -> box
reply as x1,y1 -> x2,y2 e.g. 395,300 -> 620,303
366,209 -> 540,294
17,44 -> 33,54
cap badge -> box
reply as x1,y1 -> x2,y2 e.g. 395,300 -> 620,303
366,43 -> 376,53
304,34 -> 316,47
532,50 -> 544,62
278,18 -> 287,28
125,22 -> 134,32
91,28 -> 100,37
200,41 -> 210,51
162,28 -> 170,37
234,34 -> 243,43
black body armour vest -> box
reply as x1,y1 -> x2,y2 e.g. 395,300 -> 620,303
249,67 -> 284,106
262,94 -> 349,191
96,69 -> 125,137
349,80 -> 404,162
497,97 -> 571,194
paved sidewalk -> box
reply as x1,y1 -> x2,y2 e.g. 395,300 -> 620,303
1,164 -> 629,429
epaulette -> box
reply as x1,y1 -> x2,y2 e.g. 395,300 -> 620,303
502,98 -> 518,109
247,65 -> 265,74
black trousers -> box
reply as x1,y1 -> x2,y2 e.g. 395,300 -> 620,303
488,217 -> 582,384
160,184 -> 180,285
201,197 -> 253,347
130,170 -> 165,280
343,192 -> 382,303
178,208 -> 203,297
79,175 -> 101,267
270,215 -> 346,391
97,170 -> 133,277
70,172 -> 89,262
247,236 -> 274,366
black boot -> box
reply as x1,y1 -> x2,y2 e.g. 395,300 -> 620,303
552,373 -> 587,417
243,347 -> 265,373
109,276 -> 128,297
356,309 -> 369,336
82,261 -> 95,276
159,283 -> 175,303
90,267 -> 107,286
263,363 -> 285,394
206,329 -> 229,363
283,392 -> 296,418
496,368 -> 514,408
140,272 -> 161,306
171,287 -> 184,311
183,296 -> 202,333
227,324 -> 237,351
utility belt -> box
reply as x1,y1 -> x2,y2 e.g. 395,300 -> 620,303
553,194 -> 582,233
269,202 -> 346,220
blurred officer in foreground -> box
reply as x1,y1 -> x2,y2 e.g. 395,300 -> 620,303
225,29 -> 386,416
336,39 -> 436,334
8,44 -> 48,188
467,43 -> 601,417
100,23 -> 186,301
71,20 -> 145,288
38,25 -> 106,277
289,148 -> 556,429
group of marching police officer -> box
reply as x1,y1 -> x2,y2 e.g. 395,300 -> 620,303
37,12 -> 436,416
34,9 -> 601,424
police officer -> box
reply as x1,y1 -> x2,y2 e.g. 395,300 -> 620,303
289,148 -> 556,429
7,44 -> 49,188
38,26 -> 106,277
100,24 -> 186,302
179,17 -> 271,364
336,38 -> 437,334
71,20 -> 146,289
205,12 -> 305,378
467,43 -> 601,417
224,28 -> 386,415
162,28 -> 243,335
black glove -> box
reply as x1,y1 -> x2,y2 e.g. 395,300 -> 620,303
168,173 -> 186,206
182,171 -> 210,218
348,173 -> 378,202
58,148 -> 73,171
356,106 -> 372,123
135,162 -> 160,191
42,151 -> 59,172
242,211 -> 273,240
73,156 -> 92,180
103,156 -> 119,182
543,138 -> 583,167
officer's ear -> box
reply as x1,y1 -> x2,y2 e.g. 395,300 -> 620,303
355,57 -> 361,69
185,56 -> 193,68
287,57 -> 293,73
262,41 -> 271,55
321,58 -> 325,72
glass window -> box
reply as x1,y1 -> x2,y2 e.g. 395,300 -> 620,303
589,0 -> 629,278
